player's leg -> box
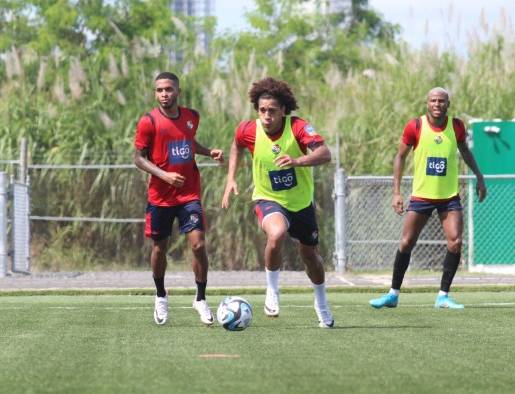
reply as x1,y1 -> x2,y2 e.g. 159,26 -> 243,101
255,200 -> 289,317
289,203 -> 333,328
180,201 -> 214,325
146,204 -> 174,325
435,204 -> 464,309
299,244 -> 334,328
370,209 -> 430,308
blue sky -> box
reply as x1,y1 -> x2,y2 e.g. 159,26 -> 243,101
215,0 -> 514,53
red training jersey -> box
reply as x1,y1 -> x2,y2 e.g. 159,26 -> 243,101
234,116 -> 324,154
134,106 -> 201,206
401,115 -> 467,202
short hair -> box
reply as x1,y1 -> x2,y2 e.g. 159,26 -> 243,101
155,72 -> 179,84
249,77 -> 298,115
427,87 -> 450,99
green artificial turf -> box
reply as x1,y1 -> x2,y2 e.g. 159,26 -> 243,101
1,292 -> 514,393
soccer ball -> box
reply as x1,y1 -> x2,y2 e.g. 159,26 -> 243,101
216,296 -> 253,331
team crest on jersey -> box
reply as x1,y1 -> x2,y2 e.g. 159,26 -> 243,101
271,144 -> 281,155
434,135 -> 443,144
187,120 -> 194,129
305,124 -> 316,135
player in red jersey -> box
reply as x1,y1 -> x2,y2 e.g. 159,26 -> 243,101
134,72 -> 223,326
370,87 -> 487,310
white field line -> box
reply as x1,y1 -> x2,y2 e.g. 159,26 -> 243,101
333,276 -> 356,286
1,302 -> 515,310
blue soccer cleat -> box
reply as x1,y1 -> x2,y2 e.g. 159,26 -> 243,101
434,294 -> 464,309
369,293 -> 398,309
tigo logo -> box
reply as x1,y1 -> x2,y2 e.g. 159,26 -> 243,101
426,157 -> 447,176
168,140 -> 193,164
269,168 -> 298,191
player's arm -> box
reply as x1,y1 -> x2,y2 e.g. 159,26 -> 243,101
392,142 -> 411,215
221,138 -> 244,209
133,148 -> 185,187
458,141 -> 487,202
274,142 -> 331,168
193,139 -> 224,163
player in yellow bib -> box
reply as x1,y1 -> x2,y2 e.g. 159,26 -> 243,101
370,87 -> 487,309
222,77 -> 334,328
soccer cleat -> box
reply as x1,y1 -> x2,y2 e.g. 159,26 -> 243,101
264,288 -> 280,317
314,300 -> 334,328
154,293 -> 169,325
434,294 -> 464,309
193,299 -> 214,325
369,293 -> 399,309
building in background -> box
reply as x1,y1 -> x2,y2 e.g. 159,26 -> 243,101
173,0 -> 213,55
300,0 -> 351,14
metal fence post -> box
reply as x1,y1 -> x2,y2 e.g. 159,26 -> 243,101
12,176 -> 31,273
0,172 -> 8,277
333,168 -> 347,273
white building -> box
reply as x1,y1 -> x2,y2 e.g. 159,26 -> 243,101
299,0 -> 351,15
173,0 -> 213,54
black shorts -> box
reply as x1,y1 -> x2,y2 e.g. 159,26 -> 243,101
254,200 -> 319,246
145,200 -> 204,240
407,196 -> 463,216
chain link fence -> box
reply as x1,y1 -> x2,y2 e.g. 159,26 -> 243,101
334,174 -> 515,272
1,157 -> 514,273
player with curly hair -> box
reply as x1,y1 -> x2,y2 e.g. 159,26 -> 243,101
222,77 -> 334,328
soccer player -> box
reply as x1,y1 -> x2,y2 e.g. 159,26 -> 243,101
369,87 -> 487,309
134,72 -> 224,325
222,77 -> 334,328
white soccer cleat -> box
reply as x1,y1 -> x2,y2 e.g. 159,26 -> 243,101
154,293 -> 168,325
264,288 -> 280,317
314,300 -> 334,329
193,299 -> 214,326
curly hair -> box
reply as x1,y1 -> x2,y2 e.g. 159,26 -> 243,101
248,77 -> 298,115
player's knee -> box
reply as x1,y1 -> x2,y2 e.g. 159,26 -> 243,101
399,237 -> 416,252
190,240 -> 206,254
266,231 -> 286,248
152,240 -> 168,255
447,237 -> 462,253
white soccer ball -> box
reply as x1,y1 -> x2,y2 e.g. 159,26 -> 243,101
216,296 -> 253,331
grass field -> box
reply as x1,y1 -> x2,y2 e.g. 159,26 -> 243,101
1,291 -> 514,394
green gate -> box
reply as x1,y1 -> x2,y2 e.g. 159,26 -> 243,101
468,120 -> 515,269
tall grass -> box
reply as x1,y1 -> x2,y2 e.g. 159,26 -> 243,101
0,24 -> 514,271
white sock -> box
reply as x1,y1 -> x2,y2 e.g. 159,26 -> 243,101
313,282 -> 328,307
389,288 -> 400,296
438,290 -> 448,296
265,267 -> 280,294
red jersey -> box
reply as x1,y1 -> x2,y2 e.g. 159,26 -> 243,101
402,115 -> 466,202
134,106 -> 201,206
402,115 -> 466,149
235,116 -> 324,154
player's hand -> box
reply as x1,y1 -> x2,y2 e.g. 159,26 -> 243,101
392,194 -> 404,215
222,180 -> 239,209
210,149 -> 224,163
163,172 -> 186,187
274,155 -> 299,168
476,176 -> 487,202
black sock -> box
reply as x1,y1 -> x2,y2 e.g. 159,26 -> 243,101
195,281 -> 207,301
440,250 -> 461,292
153,276 -> 166,298
391,250 -> 411,290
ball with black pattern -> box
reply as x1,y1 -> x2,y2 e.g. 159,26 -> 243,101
216,296 -> 253,331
